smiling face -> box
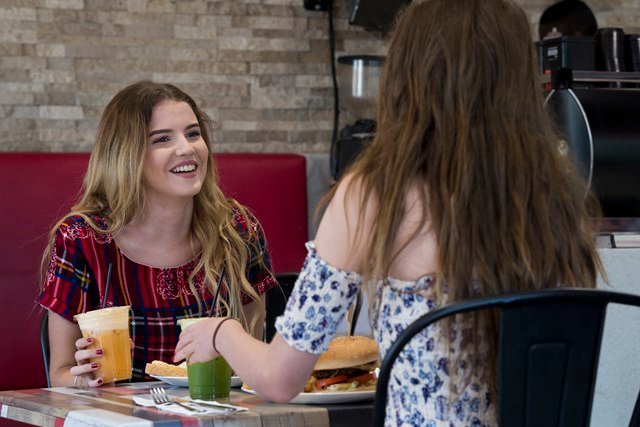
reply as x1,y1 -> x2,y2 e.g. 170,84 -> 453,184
142,100 -> 209,202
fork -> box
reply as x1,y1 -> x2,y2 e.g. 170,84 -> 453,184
149,387 -> 205,413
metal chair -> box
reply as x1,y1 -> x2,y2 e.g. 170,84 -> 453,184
373,288 -> 640,427
264,273 -> 298,343
40,312 -> 51,388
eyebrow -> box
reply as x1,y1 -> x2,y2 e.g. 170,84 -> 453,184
148,123 -> 200,137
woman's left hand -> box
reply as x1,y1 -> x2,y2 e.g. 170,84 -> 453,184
174,317 -> 221,364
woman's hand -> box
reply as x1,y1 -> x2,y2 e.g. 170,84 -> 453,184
174,317 -> 231,364
69,337 -> 103,388
48,312 -> 106,388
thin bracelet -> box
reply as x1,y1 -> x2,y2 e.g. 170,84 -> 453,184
212,317 -> 237,353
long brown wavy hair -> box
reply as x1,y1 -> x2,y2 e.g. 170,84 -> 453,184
343,0 -> 603,399
41,81 -> 262,331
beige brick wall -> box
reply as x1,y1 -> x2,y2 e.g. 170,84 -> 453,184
0,0 -> 638,153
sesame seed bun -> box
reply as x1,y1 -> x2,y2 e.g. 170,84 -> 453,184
314,336 -> 379,371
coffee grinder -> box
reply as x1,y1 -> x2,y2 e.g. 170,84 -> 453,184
332,55 -> 384,179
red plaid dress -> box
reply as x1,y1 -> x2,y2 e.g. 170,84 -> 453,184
37,206 -> 277,380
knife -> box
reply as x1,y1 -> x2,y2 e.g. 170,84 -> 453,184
182,400 -> 241,412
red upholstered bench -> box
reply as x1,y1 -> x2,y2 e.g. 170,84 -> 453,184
0,152 -> 307,391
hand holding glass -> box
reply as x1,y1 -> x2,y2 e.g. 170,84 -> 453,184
74,306 -> 132,383
177,318 -> 232,400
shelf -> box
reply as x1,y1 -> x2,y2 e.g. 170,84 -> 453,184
541,70 -> 640,85
573,70 -> 640,83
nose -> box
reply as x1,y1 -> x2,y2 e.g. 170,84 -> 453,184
175,135 -> 195,156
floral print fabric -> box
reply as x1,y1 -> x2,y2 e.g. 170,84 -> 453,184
275,242 -> 496,426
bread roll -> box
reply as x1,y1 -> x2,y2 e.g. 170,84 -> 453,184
314,336 -> 379,370
145,360 -> 187,377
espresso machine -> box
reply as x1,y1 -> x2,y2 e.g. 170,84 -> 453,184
542,29 -> 640,234
545,78 -> 640,219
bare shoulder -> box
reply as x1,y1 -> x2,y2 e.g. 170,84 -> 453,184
314,173 -> 376,272
325,173 -> 377,223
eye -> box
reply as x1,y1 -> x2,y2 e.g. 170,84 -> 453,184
187,130 -> 201,140
151,135 -> 170,144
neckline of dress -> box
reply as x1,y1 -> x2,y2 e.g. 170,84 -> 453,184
116,246 -> 202,270
89,215 -> 202,269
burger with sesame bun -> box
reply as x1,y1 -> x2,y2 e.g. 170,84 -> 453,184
304,336 -> 379,392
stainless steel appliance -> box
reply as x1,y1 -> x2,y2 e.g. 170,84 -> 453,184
545,72 -> 640,221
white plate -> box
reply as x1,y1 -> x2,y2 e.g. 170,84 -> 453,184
241,385 -> 375,404
151,375 -> 242,388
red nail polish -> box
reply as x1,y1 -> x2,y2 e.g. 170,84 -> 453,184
96,349 -> 103,355
97,378 -> 103,384
91,363 -> 99,369
87,338 -> 93,343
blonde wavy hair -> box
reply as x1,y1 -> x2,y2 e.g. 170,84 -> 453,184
341,0 -> 604,400
41,81 -> 262,331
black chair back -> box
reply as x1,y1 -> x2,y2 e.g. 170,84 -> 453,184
501,299 -> 604,426
373,288 -> 640,427
264,273 -> 298,343
40,312 -> 51,388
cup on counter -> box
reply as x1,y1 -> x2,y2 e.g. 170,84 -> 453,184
74,306 -> 132,383
177,318 -> 233,400
626,34 -> 640,72
596,27 -> 626,72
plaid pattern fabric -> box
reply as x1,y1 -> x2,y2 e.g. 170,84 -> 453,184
37,206 -> 277,380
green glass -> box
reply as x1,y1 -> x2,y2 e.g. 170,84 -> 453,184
187,356 -> 232,400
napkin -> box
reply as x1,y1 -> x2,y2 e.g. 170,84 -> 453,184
132,394 -> 248,416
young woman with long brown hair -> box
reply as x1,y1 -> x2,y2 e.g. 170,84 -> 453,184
174,0 -> 602,424
38,81 -> 277,387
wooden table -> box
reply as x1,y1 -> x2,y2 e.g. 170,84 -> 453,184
0,382 -> 373,426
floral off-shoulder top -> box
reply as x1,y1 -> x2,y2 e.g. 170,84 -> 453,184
275,242 -> 496,427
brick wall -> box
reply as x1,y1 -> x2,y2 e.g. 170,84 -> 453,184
0,0 -> 638,153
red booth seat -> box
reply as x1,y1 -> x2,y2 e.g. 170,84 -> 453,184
0,152 -> 307,391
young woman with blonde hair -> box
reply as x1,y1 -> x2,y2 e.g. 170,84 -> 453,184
174,0 -> 603,424
38,81 -> 277,387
